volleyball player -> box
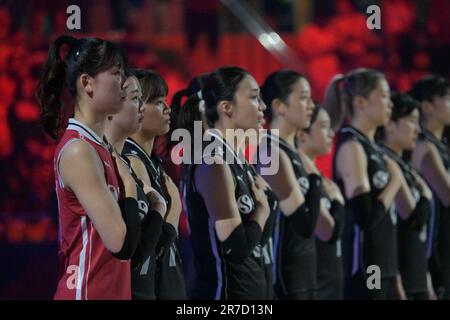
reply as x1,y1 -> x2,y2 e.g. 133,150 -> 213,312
376,92 -> 435,300
37,35 -> 140,299
259,70 -> 322,300
105,75 -> 167,299
410,75 -> 450,299
179,66 -> 270,299
122,69 -> 187,299
296,105 -> 346,299
325,69 -> 403,299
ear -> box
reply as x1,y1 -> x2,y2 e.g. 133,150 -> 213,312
271,98 -> 287,116
79,73 -> 93,96
217,100 -> 233,118
352,95 -> 367,113
296,129 -> 308,144
420,100 -> 433,115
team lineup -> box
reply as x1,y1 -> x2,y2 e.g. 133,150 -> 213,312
36,34 -> 450,300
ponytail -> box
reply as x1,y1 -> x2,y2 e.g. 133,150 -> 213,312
323,74 -> 345,131
36,35 -> 77,140
165,88 -> 189,156
177,94 -> 203,138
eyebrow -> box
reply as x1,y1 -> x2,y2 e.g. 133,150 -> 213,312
250,88 -> 259,93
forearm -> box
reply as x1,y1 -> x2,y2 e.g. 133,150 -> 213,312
377,175 -> 401,211
395,180 -> 417,220
315,207 -> 335,242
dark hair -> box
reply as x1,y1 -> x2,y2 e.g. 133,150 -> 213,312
409,75 -> 449,103
164,73 -> 209,156
323,68 -> 385,130
178,66 -> 250,131
261,70 -> 306,122
303,103 -> 323,133
376,92 -> 420,142
36,35 -> 126,139
390,92 -> 420,122
132,68 -> 168,103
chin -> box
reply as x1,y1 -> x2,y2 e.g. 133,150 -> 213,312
162,125 -> 170,135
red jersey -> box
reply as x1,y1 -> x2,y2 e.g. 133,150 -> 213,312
53,118 -> 131,300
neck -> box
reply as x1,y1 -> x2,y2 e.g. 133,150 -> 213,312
105,124 -> 129,155
384,139 -> 403,157
74,107 -> 106,139
270,117 -> 296,147
423,120 -> 444,141
213,123 -> 243,153
130,131 -> 155,156
351,117 -> 378,142
301,146 -> 318,161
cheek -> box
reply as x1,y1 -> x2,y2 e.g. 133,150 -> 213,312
401,124 -> 414,142
298,101 -> 307,114
238,104 -> 256,121
319,131 -> 329,148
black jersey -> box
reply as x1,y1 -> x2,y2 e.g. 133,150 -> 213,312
183,129 -> 267,300
123,138 -> 186,300
420,129 -> 450,298
333,126 -> 398,282
117,154 -> 156,300
246,162 -> 278,300
382,145 -> 428,294
315,193 -> 344,300
264,132 -> 318,299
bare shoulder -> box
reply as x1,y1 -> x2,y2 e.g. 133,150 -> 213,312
127,155 -> 151,186
59,139 -> 103,172
58,139 -> 105,191
335,140 -> 367,177
195,156 -> 234,195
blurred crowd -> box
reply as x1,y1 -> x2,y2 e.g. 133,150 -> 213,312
0,0 -> 448,244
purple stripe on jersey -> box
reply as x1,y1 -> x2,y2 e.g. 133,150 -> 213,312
352,225 -> 360,276
427,195 -> 437,258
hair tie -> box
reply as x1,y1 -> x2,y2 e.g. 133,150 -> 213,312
196,90 -> 203,100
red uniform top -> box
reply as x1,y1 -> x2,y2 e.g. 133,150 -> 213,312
53,118 -> 131,300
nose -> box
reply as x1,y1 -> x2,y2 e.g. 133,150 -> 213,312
415,124 -> 421,134
163,102 -> 170,114
308,98 -> 315,111
259,99 -> 267,112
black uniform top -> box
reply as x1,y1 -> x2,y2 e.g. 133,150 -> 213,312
382,145 -> 429,293
419,129 -> 450,272
315,191 -> 344,299
123,138 -> 186,300
246,162 -> 278,300
117,154 -> 155,299
264,132 -> 318,297
333,126 -> 398,279
183,129 -> 266,300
